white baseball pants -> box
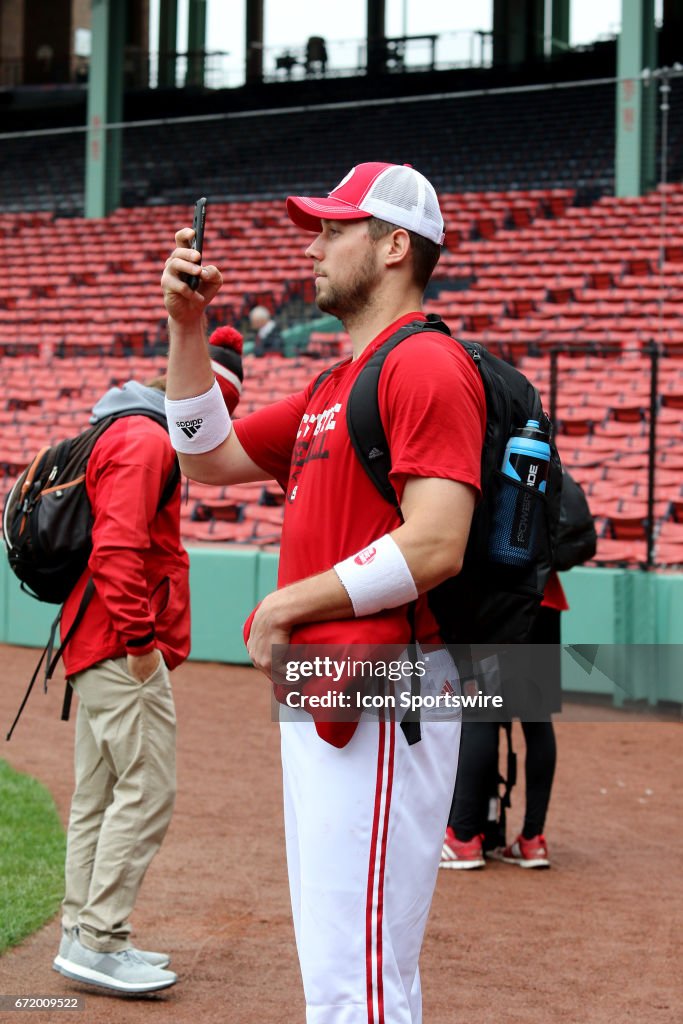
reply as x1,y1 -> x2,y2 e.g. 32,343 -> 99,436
281,699 -> 460,1024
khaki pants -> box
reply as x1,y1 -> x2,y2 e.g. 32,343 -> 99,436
62,656 -> 176,953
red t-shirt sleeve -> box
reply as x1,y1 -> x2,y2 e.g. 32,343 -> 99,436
233,388 -> 310,489
378,332 -> 486,500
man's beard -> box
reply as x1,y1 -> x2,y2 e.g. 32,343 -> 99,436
315,248 -> 380,320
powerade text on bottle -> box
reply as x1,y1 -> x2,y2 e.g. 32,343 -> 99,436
489,419 -> 551,567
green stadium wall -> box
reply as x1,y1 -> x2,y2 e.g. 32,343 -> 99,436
1,551 -> 681,706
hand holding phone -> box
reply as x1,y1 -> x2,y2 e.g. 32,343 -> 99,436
180,197 -> 207,291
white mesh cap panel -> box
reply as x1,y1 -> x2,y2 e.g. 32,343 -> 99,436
422,184 -> 443,231
369,165 -> 420,214
361,165 -> 444,244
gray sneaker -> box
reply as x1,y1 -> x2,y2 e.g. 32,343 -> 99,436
53,928 -> 170,973
56,935 -> 177,993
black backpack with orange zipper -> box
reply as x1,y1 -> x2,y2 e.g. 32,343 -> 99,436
2,409 -> 179,738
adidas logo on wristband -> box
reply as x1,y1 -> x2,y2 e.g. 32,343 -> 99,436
166,381 -> 231,455
176,418 -> 203,439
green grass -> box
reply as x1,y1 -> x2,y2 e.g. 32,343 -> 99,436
0,759 -> 66,954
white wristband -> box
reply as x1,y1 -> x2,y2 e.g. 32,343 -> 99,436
165,379 -> 232,454
334,534 -> 418,618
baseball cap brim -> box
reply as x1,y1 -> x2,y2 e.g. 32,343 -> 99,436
286,195 -> 373,233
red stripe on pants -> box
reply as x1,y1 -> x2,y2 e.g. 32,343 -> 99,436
365,718 -> 396,1024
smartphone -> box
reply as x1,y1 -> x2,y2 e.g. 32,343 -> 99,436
181,197 -> 208,290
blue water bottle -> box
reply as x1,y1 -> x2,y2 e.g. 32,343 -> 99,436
490,419 -> 551,567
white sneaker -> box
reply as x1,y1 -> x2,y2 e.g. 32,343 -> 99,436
53,928 -> 170,973
56,935 -> 177,993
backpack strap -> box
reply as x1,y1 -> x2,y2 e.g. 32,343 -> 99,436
481,722 -> 516,852
498,720 -> 517,816
400,604 -> 422,746
159,457 -> 181,510
5,624 -> 56,741
5,579 -> 94,740
346,315 -> 451,513
54,579 -> 96,722
344,316 -> 451,745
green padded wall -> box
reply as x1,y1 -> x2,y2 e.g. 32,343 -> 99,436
560,567 -> 630,699
188,546 -> 259,663
560,566 -> 683,704
0,545 -> 280,667
256,550 -> 279,601
560,568 -> 626,644
1,551 -> 681,703
4,573 -> 56,647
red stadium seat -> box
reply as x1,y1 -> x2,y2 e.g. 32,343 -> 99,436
591,539 -> 646,566
656,520 -> 683,543
654,543 -> 683,566
2,187 -> 681,565
192,500 -> 243,524
242,504 -> 284,527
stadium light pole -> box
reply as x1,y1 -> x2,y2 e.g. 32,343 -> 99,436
646,67 -> 671,570
615,0 -> 657,197
85,0 -> 124,218
187,0 -> 208,87
656,68 -> 671,335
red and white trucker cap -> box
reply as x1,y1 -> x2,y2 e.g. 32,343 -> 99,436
286,162 -> 445,245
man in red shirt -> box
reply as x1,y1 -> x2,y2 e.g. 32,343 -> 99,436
162,163 -> 486,1022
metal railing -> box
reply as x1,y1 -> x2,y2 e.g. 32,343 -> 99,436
0,30 -> 498,92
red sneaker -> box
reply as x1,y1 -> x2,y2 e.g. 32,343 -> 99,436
439,827 -> 485,870
501,833 -> 550,868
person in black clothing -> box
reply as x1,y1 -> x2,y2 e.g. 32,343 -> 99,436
440,469 -> 595,871
249,305 -> 283,357
305,36 -> 328,76
440,576 -> 565,870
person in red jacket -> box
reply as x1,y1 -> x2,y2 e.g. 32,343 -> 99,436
50,377 -> 187,995
53,339 -> 242,995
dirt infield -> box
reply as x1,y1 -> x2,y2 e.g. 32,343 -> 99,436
0,643 -> 681,1024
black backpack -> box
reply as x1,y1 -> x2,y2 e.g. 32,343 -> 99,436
554,469 -> 597,571
3,408 -> 180,739
314,315 -> 563,647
